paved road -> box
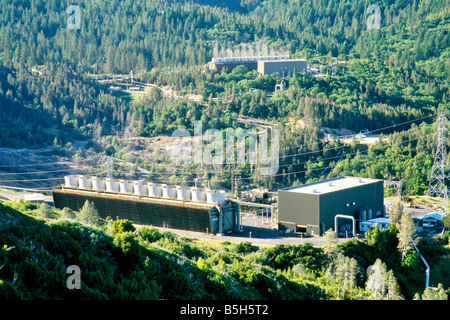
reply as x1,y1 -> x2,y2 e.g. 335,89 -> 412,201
0,190 -> 23,201
154,203 -> 437,248
155,213 -> 347,247
0,189 -> 53,204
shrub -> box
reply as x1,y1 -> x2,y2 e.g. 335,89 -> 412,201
231,242 -> 257,254
37,203 -> 53,219
60,207 -> 76,220
136,226 -> 163,243
111,219 -> 136,237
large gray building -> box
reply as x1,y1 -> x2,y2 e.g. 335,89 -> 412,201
257,59 -> 307,76
208,55 -> 289,72
278,176 -> 384,236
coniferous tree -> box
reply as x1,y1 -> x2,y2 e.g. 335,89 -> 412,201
397,213 -> 415,261
366,258 -> 400,300
77,200 -> 101,227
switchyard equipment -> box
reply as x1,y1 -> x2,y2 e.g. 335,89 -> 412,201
278,176 -> 384,236
53,176 -> 240,235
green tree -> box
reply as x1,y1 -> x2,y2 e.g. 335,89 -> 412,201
365,223 -> 382,246
323,228 -> 339,258
113,231 -> 141,257
60,207 -> 76,220
366,258 -> 400,300
397,213 -> 415,261
111,219 -> 136,237
77,200 -> 100,227
37,203 -> 53,219
443,213 -> 450,230
328,253 -> 361,299
389,202 -> 404,225
420,284 -> 448,300
136,226 -> 163,242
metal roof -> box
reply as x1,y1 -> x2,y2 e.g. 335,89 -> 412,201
422,211 -> 444,221
282,177 -> 382,195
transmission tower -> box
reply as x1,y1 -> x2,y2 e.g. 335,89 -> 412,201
427,112 -> 450,198
385,179 -> 403,203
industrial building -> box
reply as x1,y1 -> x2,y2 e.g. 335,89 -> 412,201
53,175 -> 240,235
207,55 -> 289,72
278,176 -> 384,236
257,59 -> 307,76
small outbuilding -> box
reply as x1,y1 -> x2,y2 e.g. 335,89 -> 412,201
359,217 -> 391,232
421,211 -> 444,228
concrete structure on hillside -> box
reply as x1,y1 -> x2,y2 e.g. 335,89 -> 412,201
54,175 -> 241,235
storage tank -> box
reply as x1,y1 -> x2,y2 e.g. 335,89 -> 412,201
206,189 -> 225,204
119,180 -> 133,194
133,181 -> 147,196
162,184 -> 177,199
191,188 -> 206,202
360,210 -> 367,221
78,175 -> 91,190
368,209 -> 373,220
91,176 -> 106,191
64,175 -> 78,188
105,178 -> 119,192
176,186 -> 191,201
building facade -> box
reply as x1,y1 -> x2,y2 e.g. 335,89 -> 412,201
278,177 -> 384,236
257,59 -> 307,76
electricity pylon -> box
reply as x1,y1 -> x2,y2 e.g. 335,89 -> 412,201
427,112 -> 450,198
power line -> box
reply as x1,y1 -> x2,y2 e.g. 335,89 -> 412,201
257,114 -> 434,153
0,115 -> 434,187
0,168 -> 79,175
144,132 -> 432,184
145,131 -> 431,176
0,161 -> 75,168
0,114 -> 433,173
0,177 -> 64,183
368,114 -> 434,134
0,130 -> 431,185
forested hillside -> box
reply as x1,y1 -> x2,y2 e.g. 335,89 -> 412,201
0,201 -> 448,300
0,0 -> 449,190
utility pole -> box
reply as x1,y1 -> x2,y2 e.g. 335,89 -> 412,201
234,176 -> 241,198
427,112 -> 450,198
